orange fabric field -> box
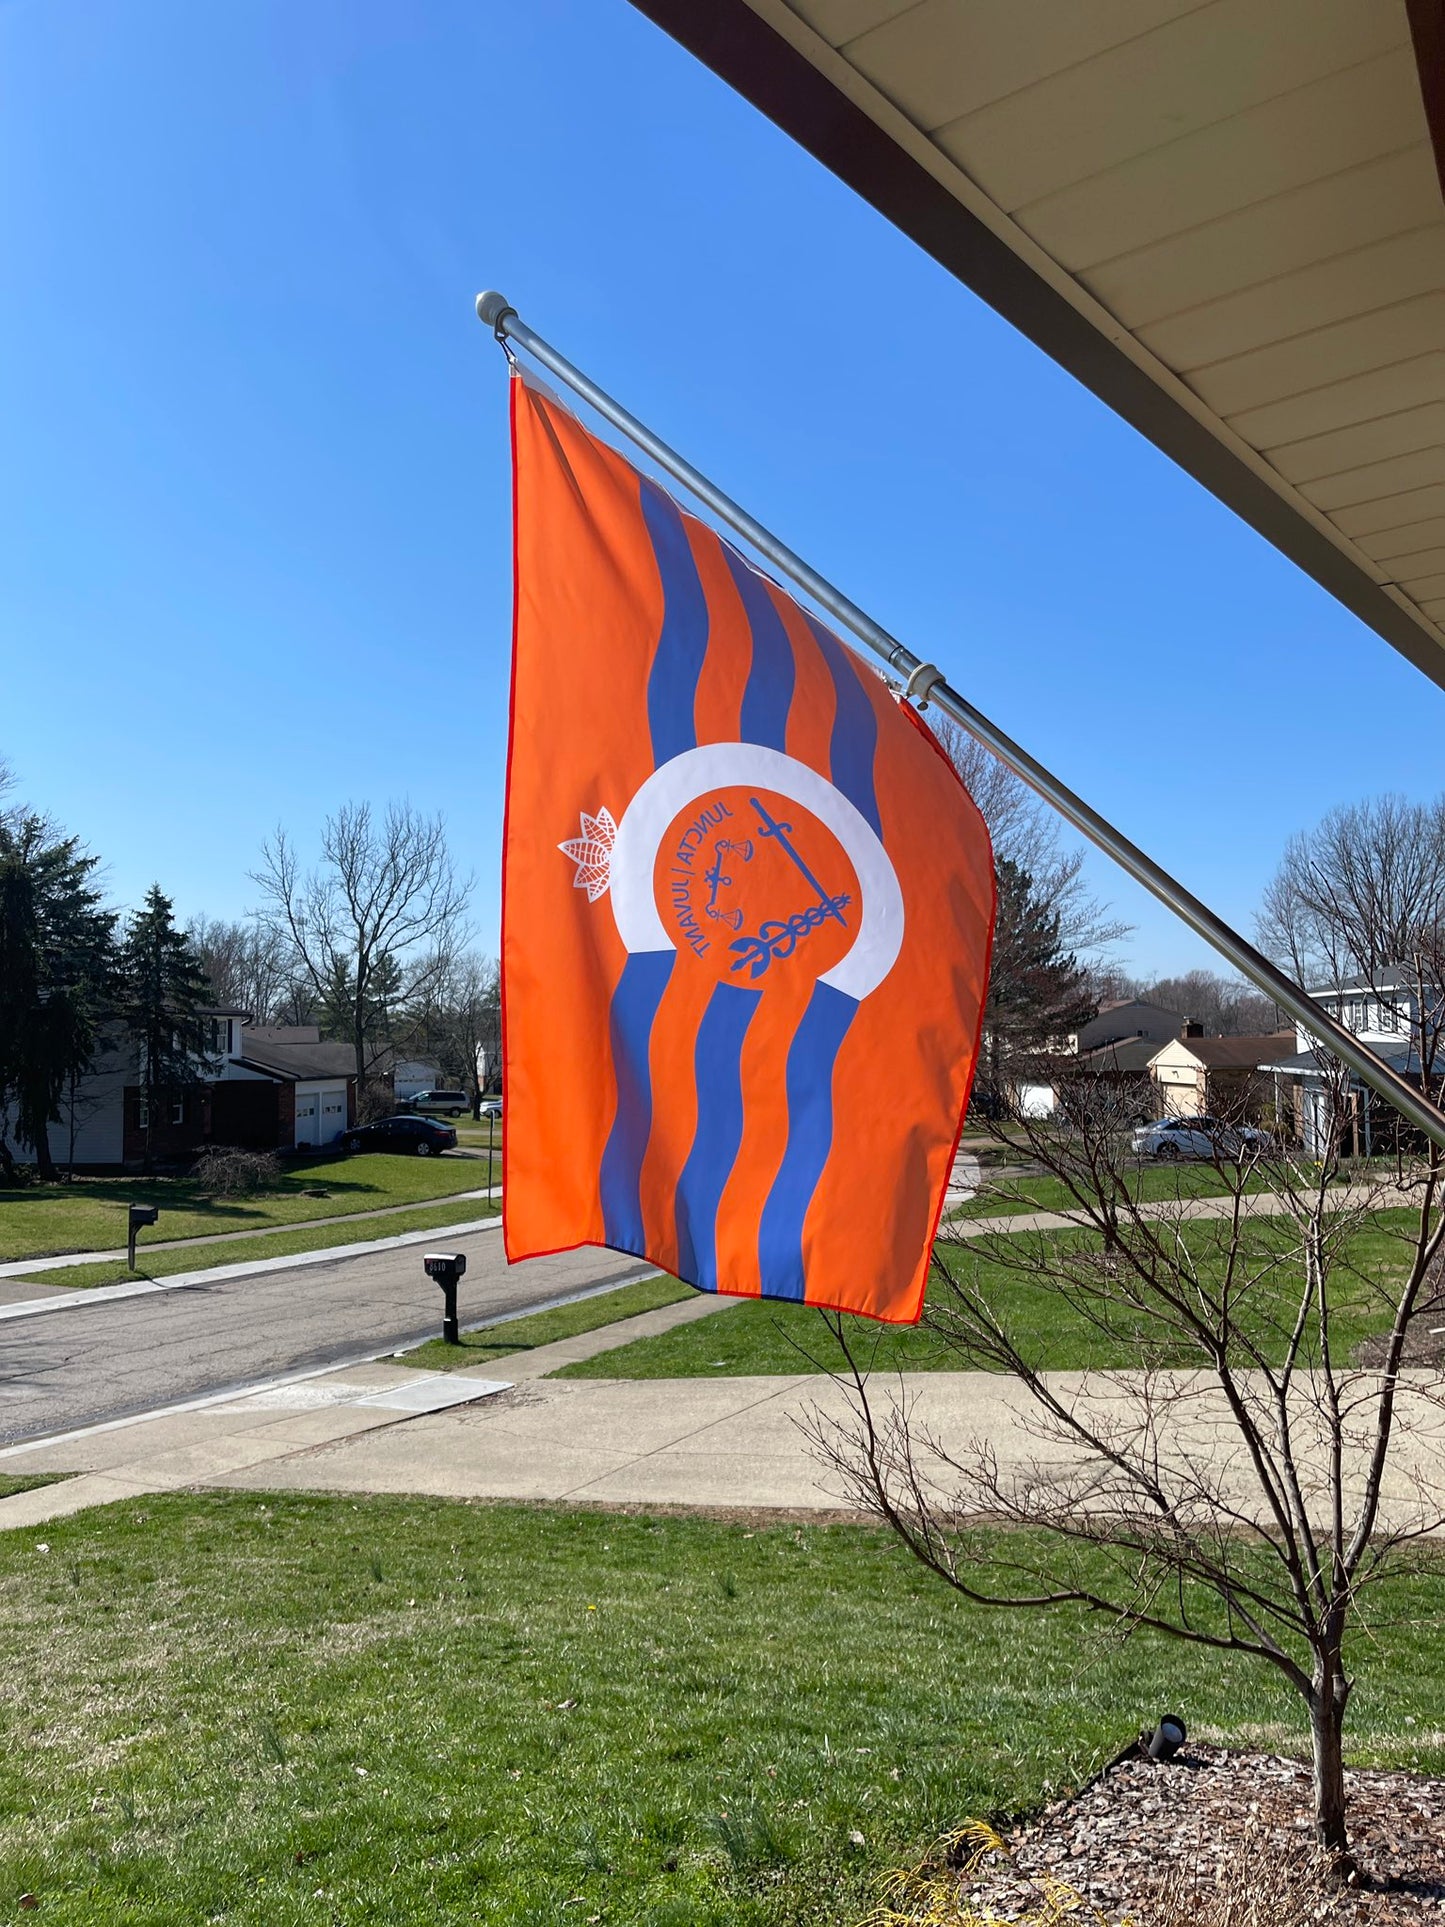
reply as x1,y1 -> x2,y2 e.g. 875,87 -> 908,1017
503,373 -> 994,1323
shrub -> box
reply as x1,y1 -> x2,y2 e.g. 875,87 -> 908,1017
193,1145 -> 281,1197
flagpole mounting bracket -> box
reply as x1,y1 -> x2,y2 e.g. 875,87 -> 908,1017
901,661 -> 943,710
476,290 -> 519,343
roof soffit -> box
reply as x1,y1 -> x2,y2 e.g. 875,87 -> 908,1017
633,0 -> 1445,685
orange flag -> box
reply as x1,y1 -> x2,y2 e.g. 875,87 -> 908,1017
502,372 -> 994,1323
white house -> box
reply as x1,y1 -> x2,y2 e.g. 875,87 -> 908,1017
1265,968 -> 1428,1156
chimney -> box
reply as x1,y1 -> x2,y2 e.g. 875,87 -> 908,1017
1183,1019 -> 1204,1039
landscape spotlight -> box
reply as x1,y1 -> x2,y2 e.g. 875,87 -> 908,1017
1146,1715 -> 1187,1762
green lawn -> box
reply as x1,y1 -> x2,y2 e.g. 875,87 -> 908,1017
560,1210 -> 1425,1381
2,1495 -> 1441,1925
0,1473 -> 68,1501
951,1161 -> 1288,1221
400,1273 -> 692,1373
0,1152 -> 495,1266
18,1196 -> 500,1291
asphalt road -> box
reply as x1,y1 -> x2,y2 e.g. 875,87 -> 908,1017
0,1230 -> 655,1446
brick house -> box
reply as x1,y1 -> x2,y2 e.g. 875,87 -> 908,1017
5,1013 -> 357,1172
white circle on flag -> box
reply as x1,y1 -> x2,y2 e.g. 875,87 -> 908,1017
608,743 -> 903,1001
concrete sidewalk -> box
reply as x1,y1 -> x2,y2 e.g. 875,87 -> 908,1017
0,1289 -> 738,1524
8,1280 -> 1445,1533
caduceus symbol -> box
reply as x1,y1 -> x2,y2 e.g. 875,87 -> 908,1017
704,837 -> 753,930
728,798 -> 851,980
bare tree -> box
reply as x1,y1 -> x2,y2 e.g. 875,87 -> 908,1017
1258,793 -> 1445,990
809,1079 -> 1445,1871
252,802 -> 472,1091
1100,966 -> 1285,1036
930,719 -> 1128,960
188,915 -> 301,1026
401,948 -> 499,1114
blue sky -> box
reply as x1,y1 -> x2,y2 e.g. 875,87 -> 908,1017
3,0 -> 1440,978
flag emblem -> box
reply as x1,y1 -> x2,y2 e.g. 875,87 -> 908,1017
558,806 -> 617,902
503,373 -> 994,1323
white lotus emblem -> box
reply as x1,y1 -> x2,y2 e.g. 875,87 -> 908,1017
558,806 -> 616,902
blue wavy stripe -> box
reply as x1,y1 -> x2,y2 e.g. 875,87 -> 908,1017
642,478 -> 709,767
805,616 -> 881,838
674,981 -> 763,1292
724,548 -> 794,752
598,950 -> 675,1255
755,981 -> 858,1302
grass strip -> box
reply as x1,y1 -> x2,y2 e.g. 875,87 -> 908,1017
950,1162 -> 1285,1221
560,1209 -> 1423,1380
0,1151 -> 496,1263
16,1198 -> 500,1292
399,1273 -> 692,1372
2,1496 -> 1441,1925
0,1473 -> 69,1501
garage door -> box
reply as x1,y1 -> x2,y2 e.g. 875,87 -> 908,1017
320,1091 -> 346,1143
295,1092 -> 320,1148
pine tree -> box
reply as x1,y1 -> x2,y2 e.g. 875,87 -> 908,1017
0,817 -> 116,1181
980,857 -> 1097,1105
119,885 -> 211,1169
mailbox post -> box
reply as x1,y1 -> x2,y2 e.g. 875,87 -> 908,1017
127,1203 -> 159,1271
424,1252 -> 467,1344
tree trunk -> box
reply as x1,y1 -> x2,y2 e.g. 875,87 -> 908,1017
353,1007 -> 367,1096
1309,1669 -> 1352,1868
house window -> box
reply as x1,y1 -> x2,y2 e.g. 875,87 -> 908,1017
137,1099 -> 149,1130
171,1098 -> 185,1126
204,1016 -> 232,1056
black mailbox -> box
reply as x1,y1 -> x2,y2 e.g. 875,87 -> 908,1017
127,1202 -> 159,1270
424,1252 -> 467,1344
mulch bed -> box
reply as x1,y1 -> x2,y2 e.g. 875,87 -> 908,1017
959,1744 -> 1445,1922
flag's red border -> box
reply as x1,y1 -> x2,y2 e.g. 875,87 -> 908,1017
499,372 -> 523,1264
891,698 -> 998,1328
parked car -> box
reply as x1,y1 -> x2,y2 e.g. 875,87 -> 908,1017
478,1099 -> 503,1119
1132,1115 -> 1273,1160
343,1115 -> 457,1157
405,1089 -> 471,1116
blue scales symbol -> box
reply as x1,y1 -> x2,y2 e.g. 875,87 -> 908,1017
728,797 -> 852,981
703,836 -> 753,932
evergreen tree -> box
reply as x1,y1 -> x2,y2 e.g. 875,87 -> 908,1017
980,857 -> 1097,1105
119,885 -> 211,1169
0,817 -> 116,1181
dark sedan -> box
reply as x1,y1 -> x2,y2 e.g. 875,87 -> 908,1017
342,1115 -> 457,1157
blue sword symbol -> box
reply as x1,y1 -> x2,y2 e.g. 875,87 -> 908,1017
748,797 -> 848,930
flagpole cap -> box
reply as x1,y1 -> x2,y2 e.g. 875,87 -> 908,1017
476,290 -> 518,331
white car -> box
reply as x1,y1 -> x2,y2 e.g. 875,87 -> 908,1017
1132,1115 -> 1273,1161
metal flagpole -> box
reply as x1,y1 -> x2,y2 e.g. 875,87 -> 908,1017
476,290 -> 1445,1154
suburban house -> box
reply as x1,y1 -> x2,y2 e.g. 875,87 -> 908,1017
1069,1000 -> 1185,1055
1016,1001 -> 1185,1119
390,1057 -> 441,1103
1149,1031 -> 1297,1123
2,1013 -> 358,1172
1265,968 -> 1437,1156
